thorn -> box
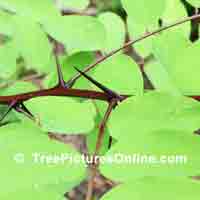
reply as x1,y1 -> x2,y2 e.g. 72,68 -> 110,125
14,102 -> 35,120
74,67 -> 124,101
54,54 -> 66,88
0,100 -> 17,123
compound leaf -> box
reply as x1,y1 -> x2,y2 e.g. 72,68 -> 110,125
0,122 -> 85,198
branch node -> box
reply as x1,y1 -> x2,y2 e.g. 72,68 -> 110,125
14,102 -> 35,120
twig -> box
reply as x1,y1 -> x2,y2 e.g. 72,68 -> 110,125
85,165 -> 97,200
67,14 -> 200,86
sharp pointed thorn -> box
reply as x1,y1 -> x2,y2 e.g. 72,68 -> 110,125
74,67 -> 109,92
0,100 -> 17,123
74,67 -> 82,73
55,54 -> 66,88
74,67 -> 124,101
20,103 -> 34,118
14,102 -> 35,120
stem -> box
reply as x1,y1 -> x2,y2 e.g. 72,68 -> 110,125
85,99 -> 117,200
68,14 -> 200,85
94,100 -> 117,155
85,165 -> 96,200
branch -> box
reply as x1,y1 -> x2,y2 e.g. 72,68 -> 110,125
67,14 -> 200,85
0,86 -> 129,105
189,96 -> 200,101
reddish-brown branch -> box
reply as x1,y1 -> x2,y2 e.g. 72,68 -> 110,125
190,96 -> 200,101
0,86 -> 127,105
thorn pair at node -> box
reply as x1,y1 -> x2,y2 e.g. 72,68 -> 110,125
0,101 -> 34,123
14,102 -> 34,120
54,54 -> 125,102
74,67 -> 125,102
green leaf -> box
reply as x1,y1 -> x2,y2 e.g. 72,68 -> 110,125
167,41 -> 200,95
152,30 -> 190,72
0,41 -> 18,79
144,59 -> 180,94
187,0 -> 200,7
25,97 -> 96,134
98,12 -> 125,53
108,92 -> 200,139
151,30 -> 200,95
0,0 -> 60,23
101,129 -> 200,180
58,0 -> 89,9
0,122 -> 85,197
13,16 -> 54,73
102,177 -> 200,200
43,15 -> 106,52
122,0 -> 166,28
92,54 -> 144,95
